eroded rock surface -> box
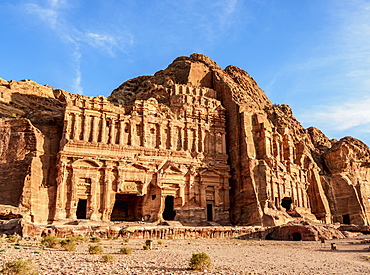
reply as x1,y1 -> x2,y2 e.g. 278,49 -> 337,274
0,54 -> 370,232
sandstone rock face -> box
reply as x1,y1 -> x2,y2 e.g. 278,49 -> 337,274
0,54 -> 369,228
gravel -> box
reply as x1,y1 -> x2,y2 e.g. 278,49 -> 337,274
0,236 -> 370,274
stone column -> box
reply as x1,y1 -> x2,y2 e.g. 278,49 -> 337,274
183,125 -> 189,151
141,119 -> 146,147
214,186 -> 220,206
73,113 -> 81,140
119,121 -> 125,145
197,125 -> 203,152
109,118 -> 116,144
221,132 -> 226,154
102,165 -> 113,220
100,115 -> 107,143
179,184 -> 185,206
170,124 -> 177,150
193,128 -> 198,152
54,160 -> 68,220
89,176 -> 99,220
199,183 -> 206,208
131,122 -> 137,147
64,113 -> 73,140
82,115 -> 91,142
91,116 -> 99,143
69,170 -> 78,219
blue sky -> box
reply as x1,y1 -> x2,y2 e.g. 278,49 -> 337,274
1,0 -> 370,146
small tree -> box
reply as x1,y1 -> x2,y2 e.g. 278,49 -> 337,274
189,252 -> 212,271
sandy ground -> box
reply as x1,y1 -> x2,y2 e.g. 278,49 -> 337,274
0,235 -> 370,274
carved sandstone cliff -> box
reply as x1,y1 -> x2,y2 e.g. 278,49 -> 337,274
0,54 -> 369,228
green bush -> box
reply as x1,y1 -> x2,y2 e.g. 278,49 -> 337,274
189,252 -> 212,271
88,245 -> 103,255
0,259 -> 38,275
123,238 -> 129,243
90,237 -> 101,243
102,254 -> 115,263
143,245 -> 151,250
157,240 -> 163,245
60,238 -> 77,252
119,246 -> 133,255
41,235 -> 60,248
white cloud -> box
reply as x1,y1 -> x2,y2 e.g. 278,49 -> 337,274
19,0 -> 133,94
24,3 -> 58,28
301,97 -> 370,131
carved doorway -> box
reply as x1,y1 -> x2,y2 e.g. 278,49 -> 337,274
292,232 -> 302,241
111,194 -> 142,221
206,203 -> 213,221
342,214 -> 350,224
163,196 -> 176,220
76,199 -> 87,219
281,197 -> 292,211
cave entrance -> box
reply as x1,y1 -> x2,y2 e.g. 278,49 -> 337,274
342,214 -> 351,225
292,232 -> 302,241
163,196 -> 176,220
76,199 -> 87,219
111,194 -> 142,221
281,197 -> 292,211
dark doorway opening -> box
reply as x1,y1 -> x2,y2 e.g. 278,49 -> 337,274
207,204 -> 213,221
163,196 -> 176,220
76,199 -> 87,219
265,233 -> 273,240
281,197 -> 292,211
111,194 -> 142,221
292,232 -> 302,241
342,214 -> 350,225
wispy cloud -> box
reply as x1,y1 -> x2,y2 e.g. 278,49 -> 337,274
20,0 -> 133,94
301,97 -> 370,131
267,0 -> 370,140
304,0 -> 370,132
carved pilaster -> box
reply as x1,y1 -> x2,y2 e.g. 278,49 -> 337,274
82,115 -> 91,141
54,159 -> 68,220
91,116 -> 99,143
69,170 -> 78,219
88,177 -> 99,220
102,165 -> 113,220
119,121 -> 125,145
73,113 -> 81,140
109,118 -> 116,144
100,115 -> 107,143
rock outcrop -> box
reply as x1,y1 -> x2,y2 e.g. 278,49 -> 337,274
0,54 -> 370,230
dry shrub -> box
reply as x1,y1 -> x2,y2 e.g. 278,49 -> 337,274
189,252 -> 212,271
88,245 -> 103,255
102,254 -> 115,262
41,235 -> 60,248
1,259 -> 38,275
60,238 -> 77,252
120,246 -> 133,255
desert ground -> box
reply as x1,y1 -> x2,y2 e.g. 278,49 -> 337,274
0,234 -> 370,274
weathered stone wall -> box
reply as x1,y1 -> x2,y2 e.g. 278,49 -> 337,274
1,54 -> 370,228
54,85 -> 231,225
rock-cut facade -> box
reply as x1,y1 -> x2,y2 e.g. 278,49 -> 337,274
0,54 -> 369,227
